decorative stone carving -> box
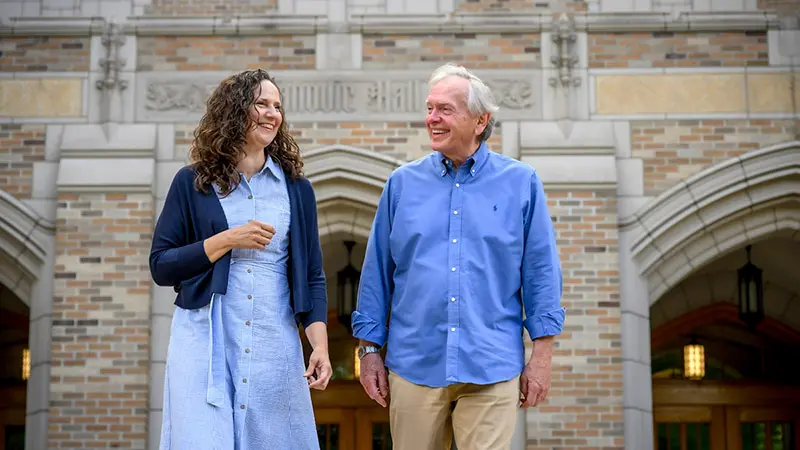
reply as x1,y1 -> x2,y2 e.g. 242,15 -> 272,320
490,80 -> 534,108
549,14 -> 580,88
136,71 -> 542,122
145,83 -> 214,112
96,21 -> 128,92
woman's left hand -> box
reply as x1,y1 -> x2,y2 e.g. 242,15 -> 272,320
304,347 -> 332,390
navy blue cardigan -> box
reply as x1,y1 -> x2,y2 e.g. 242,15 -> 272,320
149,165 -> 327,328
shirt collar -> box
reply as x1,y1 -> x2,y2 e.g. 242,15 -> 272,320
436,141 -> 489,177
262,153 -> 285,182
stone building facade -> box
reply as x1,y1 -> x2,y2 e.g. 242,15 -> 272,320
0,0 -> 798,449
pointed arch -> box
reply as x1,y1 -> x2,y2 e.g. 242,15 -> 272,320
0,190 -> 54,306
302,145 -> 405,242
624,141 -> 800,303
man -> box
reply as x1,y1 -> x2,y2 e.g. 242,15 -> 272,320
351,63 -> 565,450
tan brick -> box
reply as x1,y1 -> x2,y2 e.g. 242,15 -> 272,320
137,36 -> 315,71
632,119 -> 799,196
48,193 -> 153,450
589,31 -> 768,69
143,0 -> 277,15
0,37 -> 90,72
527,190 -> 623,450
0,124 -> 45,200
362,33 -> 541,69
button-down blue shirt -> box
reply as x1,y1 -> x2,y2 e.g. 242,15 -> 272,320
351,141 -> 566,388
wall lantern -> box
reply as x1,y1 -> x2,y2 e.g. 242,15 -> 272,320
737,245 -> 764,329
683,337 -> 705,380
22,348 -> 30,381
337,241 -> 360,333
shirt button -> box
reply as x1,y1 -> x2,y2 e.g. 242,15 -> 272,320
451,328 -> 456,332
247,295 -> 252,300
246,321 -> 251,326
248,195 -> 253,199
455,183 -> 460,188
247,268 -> 252,273
452,239 -> 457,243
451,267 -> 456,272
242,378 -> 247,383
245,348 -> 250,353
451,297 -> 456,302
240,405 -> 246,409
453,210 -> 458,215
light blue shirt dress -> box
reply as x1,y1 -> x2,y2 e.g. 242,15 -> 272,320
159,156 -> 320,450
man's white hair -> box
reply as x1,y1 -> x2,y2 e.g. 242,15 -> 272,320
428,63 -> 499,141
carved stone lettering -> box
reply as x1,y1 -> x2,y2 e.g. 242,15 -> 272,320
282,82 -> 356,114
367,80 -> 427,113
139,73 -> 541,121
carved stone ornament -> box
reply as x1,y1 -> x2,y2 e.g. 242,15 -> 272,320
136,71 -> 542,122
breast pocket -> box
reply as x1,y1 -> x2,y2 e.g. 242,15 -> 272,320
469,199 -> 521,245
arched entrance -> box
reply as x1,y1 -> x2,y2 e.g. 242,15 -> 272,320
620,141 -> 800,450
300,145 -> 404,450
0,190 -> 55,450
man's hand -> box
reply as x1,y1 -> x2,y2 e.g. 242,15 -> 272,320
359,352 -> 389,407
520,336 -> 554,408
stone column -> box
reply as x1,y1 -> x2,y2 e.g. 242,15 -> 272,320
147,125 -> 184,449
48,124 -> 156,449
24,231 -> 55,450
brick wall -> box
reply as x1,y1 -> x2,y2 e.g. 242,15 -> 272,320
144,0 -> 277,15
527,189 -> 623,449
632,119 -> 799,196
175,122 -> 502,163
48,192 -> 153,449
589,32 -> 768,68
0,124 -> 45,200
362,33 -> 541,69
136,36 -> 315,71
0,37 -> 90,72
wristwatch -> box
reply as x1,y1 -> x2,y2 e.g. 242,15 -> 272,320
357,345 -> 380,359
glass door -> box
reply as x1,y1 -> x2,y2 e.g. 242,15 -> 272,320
356,408 -> 392,450
654,405 -> 718,450
316,408 -> 355,450
732,407 -> 799,450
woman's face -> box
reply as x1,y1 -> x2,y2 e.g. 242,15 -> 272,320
245,79 -> 283,150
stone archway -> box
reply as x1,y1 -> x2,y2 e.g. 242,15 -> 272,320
0,189 -> 56,450
617,140 -> 800,450
303,145 -> 405,245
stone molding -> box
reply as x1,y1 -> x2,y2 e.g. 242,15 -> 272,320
651,271 -> 800,332
621,140 -> 800,301
136,70 -> 541,122
0,190 -> 54,304
303,144 -> 404,208
0,12 -> 779,37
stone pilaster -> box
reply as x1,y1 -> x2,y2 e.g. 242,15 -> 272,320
48,124 -> 156,449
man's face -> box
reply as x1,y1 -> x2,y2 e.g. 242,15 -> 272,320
425,76 -> 487,158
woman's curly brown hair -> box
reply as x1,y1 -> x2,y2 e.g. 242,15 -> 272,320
189,69 -> 303,196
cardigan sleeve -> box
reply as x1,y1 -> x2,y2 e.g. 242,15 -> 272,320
149,167 -> 214,288
300,179 -> 328,328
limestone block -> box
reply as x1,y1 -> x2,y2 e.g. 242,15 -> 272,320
595,73 -> 746,115
0,78 -> 84,118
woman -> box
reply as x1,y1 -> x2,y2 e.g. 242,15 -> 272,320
150,69 -> 331,450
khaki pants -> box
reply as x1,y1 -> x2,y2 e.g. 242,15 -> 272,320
387,371 -> 519,450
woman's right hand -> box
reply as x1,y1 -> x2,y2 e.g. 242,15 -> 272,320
226,220 -> 276,249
